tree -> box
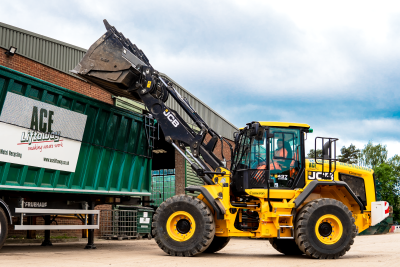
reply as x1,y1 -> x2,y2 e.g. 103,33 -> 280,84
307,149 -> 322,158
338,144 -> 360,164
388,154 -> 400,173
374,163 -> 400,221
360,142 -> 388,169
356,143 -> 400,221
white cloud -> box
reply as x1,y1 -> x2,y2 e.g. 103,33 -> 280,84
305,118 -> 400,159
1,0 -> 399,158
2,0 -> 400,99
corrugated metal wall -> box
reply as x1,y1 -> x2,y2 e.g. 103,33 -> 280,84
0,22 -> 86,77
160,73 -> 238,140
0,22 -> 238,140
185,151 -> 203,196
0,65 -> 152,195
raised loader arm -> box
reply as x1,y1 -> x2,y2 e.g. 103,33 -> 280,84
72,20 -> 231,185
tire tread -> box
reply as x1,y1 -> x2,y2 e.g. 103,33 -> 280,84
152,195 -> 215,256
295,198 -> 357,259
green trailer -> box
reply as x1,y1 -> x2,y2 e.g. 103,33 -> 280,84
0,65 -> 154,249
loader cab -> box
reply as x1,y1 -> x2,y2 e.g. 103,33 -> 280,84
231,122 -> 311,195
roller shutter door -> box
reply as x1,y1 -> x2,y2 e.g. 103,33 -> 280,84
185,152 -> 204,196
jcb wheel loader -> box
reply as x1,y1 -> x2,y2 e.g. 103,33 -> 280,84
73,20 -> 390,259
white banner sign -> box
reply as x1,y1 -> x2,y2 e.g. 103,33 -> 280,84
0,92 -> 87,141
0,92 -> 87,172
0,122 -> 82,172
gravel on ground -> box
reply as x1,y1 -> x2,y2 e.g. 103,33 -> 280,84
1,234 -> 399,267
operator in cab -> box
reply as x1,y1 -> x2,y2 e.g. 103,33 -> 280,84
270,138 -> 290,171
254,137 -> 296,185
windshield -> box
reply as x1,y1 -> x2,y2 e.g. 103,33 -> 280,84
232,130 -> 267,171
232,127 -> 302,188
269,127 -> 302,187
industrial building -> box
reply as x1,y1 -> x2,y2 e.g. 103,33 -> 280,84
0,21 -> 237,238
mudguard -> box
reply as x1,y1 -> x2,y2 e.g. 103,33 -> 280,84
293,180 -> 365,212
185,186 -> 225,220
0,199 -> 12,224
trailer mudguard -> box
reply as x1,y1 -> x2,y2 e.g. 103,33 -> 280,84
293,180 -> 366,212
185,185 -> 225,220
0,199 -> 12,224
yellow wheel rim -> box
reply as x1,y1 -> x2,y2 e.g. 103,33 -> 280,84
315,214 -> 343,245
166,211 -> 196,242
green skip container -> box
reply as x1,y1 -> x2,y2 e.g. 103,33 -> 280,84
0,65 -> 152,196
137,207 -> 154,239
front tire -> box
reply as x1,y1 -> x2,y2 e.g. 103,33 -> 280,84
295,198 -> 357,259
0,208 -> 8,250
269,238 -> 303,255
203,236 -> 230,253
152,195 -> 215,256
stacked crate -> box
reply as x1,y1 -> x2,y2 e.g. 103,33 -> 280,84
151,169 -> 176,206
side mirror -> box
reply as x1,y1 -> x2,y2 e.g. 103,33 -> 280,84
250,122 -> 264,140
255,127 -> 265,141
323,140 -> 331,160
314,136 -> 338,174
250,122 -> 260,137
233,132 -> 240,144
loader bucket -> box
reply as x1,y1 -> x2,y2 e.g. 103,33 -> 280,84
71,20 -> 151,102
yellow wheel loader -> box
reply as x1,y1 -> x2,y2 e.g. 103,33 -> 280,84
73,20 -> 390,259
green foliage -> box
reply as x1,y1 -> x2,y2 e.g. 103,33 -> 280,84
358,142 -> 399,221
361,141 -> 388,169
388,154 -> 400,173
308,141 -> 399,221
374,162 -> 400,221
338,144 -> 360,164
307,149 -> 322,158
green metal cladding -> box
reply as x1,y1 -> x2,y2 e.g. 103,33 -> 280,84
0,65 -> 152,196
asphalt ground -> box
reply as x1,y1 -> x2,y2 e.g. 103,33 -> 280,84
1,234 -> 399,266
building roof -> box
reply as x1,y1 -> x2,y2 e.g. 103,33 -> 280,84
0,21 -> 238,140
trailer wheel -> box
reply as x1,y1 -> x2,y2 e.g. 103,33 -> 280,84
152,195 -> 215,256
269,238 -> 304,255
295,198 -> 357,259
0,208 -> 8,250
203,236 -> 230,253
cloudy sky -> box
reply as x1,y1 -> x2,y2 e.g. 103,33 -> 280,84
1,0 -> 400,158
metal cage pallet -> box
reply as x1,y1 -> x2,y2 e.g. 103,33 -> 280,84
100,210 -> 138,239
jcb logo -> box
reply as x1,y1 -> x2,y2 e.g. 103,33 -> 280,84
163,110 -> 179,127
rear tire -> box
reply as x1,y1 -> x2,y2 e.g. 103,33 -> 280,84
295,198 -> 357,259
152,195 -> 215,256
269,238 -> 304,255
0,208 -> 8,250
203,236 -> 230,253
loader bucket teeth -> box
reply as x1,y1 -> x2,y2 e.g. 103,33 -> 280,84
71,20 -> 153,102
103,19 -> 112,31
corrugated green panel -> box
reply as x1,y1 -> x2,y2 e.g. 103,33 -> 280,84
0,65 -> 152,196
114,96 -> 145,114
150,172 -> 175,206
185,152 -> 203,197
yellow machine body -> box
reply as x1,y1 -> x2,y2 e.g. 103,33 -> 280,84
72,21 -> 383,258
198,160 -> 375,239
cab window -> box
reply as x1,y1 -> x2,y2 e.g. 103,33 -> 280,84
269,128 -> 302,188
